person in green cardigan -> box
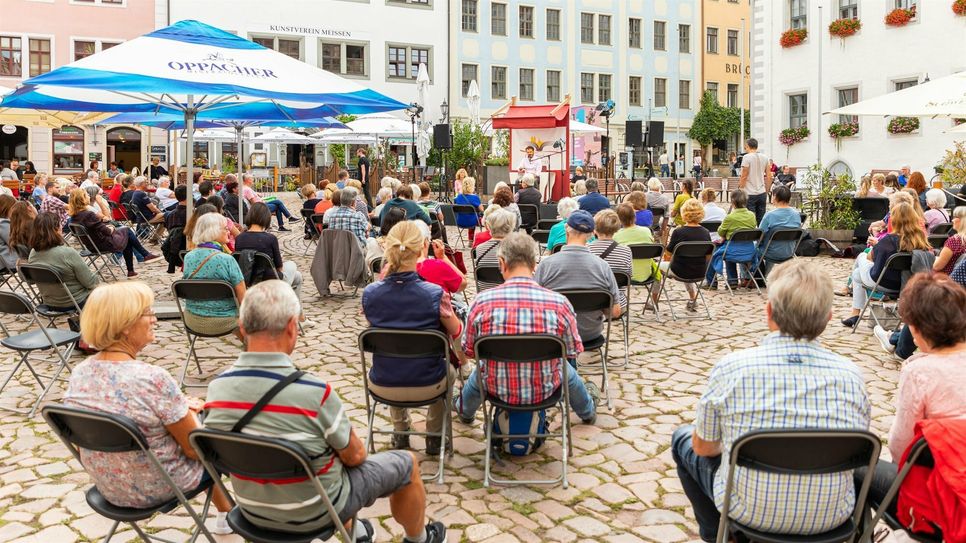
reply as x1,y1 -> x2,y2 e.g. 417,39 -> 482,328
27,212 -> 99,311
705,189 -> 758,287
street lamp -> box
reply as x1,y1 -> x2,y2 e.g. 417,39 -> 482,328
440,99 -> 449,123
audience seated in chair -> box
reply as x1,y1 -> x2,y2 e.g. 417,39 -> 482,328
614,203 -> 656,286
662,199 -> 712,312
672,259 -> 871,543
64,282 -> 233,534
241,173 -> 300,231
587,209 -> 632,310
645,177 -> 669,209
671,180 -> 695,227
362,221 -> 465,455
856,273 -> 966,518
327,186 -> 371,247
577,178 -> 610,217
487,186 -> 521,230
456,232 -> 600,425
380,185 -> 430,226
39,181 -> 69,230
474,208 -> 517,291
545,197 -> 579,252
625,191 -> 653,227
753,184 -> 802,277
8,200 -> 36,260
204,280 -> 447,543
705,189 -> 758,289
181,213 -> 246,336
923,189 -> 950,233
235,202 -> 303,299
27,212 -> 99,312
205,194 -> 241,252
68,189 -> 159,278
534,210 -> 622,347
932,206 -> 966,275
365,206 -> 406,271
0,195 -> 19,272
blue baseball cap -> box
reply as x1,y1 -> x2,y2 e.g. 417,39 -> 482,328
567,210 -> 595,233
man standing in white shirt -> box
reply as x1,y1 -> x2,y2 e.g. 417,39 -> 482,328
516,145 -> 544,176
659,150 -> 670,177
738,138 -> 772,225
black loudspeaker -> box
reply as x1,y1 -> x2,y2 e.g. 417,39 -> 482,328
625,120 -> 643,147
433,124 -> 452,149
600,135 -> 609,157
646,121 -> 665,147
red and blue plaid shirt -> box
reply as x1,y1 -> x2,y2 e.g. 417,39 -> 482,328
462,276 -> 583,404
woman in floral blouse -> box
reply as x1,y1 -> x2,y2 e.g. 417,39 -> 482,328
64,282 -> 232,534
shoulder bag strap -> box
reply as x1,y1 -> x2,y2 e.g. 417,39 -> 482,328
599,241 -> 619,261
186,250 -> 219,279
231,370 -> 306,433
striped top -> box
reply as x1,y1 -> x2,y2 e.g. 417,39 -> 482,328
696,333 -> 871,535
587,239 -> 631,308
203,353 -> 352,533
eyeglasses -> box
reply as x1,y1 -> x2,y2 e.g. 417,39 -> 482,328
141,309 -> 157,319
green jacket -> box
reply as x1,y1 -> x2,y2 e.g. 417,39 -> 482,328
28,245 -> 99,307
718,208 -> 757,240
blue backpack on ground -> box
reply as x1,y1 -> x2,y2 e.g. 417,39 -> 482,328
490,408 -> 548,456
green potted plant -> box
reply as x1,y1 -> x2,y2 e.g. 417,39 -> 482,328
801,165 -> 862,244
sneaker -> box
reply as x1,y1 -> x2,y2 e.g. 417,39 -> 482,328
453,391 -> 474,425
582,380 -> 601,424
873,325 -> 896,353
278,226 -> 291,232
288,216 -> 302,223
405,521 -> 447,543
127,270 -> 138,278
354,518 -> 377,543
390,431 -> 411,450
142,254 -> 162,264
686,300 -> 698,313
210,512 -> 232,535
841,315 -> 860,328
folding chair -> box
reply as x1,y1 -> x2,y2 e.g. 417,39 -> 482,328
170,280 -> 241,388
69,223 -> 121,281
42,405 -> 217,543
655,241 -> 715,320
868,437 -> 943,543
231,250 -> 279,287
449,204 -> 479,249
714,228 -> 764,295
929,222 -> 953,235
125,202 -> 164,243
517,203 -> 540,232
531,229 -> 551,248
550,243 -> 564,254
611,270 -> 631,368
535,219 -> 561,231
369,257 -> 384,280
0,259 -> 28,296
927,233 -> 949,250
558,290 -> 614,409
474,265 -> 505,292
0,292 -> 78,417
188,429 -> 354,543
300,209 -> 325,256
475,334 -> 572,488
358,328 -> 454,483
699,220 -> 722,233
628,243 -> 664,321
752,228 -> 805,287
716,429 -> 881,543
852,252 -> 913,334
17,263 -> 84,327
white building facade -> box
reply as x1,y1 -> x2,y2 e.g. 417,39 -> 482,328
751,0 -> 966,179
169,0 -> 449,170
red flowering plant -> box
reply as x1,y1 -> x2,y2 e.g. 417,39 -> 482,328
888,117 -> 920,134
780,28 -> 808,48
829,18 -> 862,38
780,125 -> 810,147
954,0 -> 966,16
885,6 -> 916,26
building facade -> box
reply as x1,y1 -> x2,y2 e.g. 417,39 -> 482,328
0,0 -> 168,176
751,0 -> 966,178
700,0 -> 751,162
169,0 -> 448,170
450,0 -> 701,173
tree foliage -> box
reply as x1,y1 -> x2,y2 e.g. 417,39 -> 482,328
428,119 -> 489,177
687,91 -> 750,146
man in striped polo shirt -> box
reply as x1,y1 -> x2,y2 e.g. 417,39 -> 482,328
204,281 -> 446,543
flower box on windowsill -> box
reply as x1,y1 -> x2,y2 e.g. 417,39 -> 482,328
887,116 -> 920,135
780,28 -> 808,48
953,0 -> 966,16
885,7 -> 917,27
829,18 -> 862,38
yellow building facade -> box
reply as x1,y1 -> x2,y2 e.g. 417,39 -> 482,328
701,0 -> 751,111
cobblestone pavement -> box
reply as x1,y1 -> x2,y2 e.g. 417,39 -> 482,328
0,195 -> 905,542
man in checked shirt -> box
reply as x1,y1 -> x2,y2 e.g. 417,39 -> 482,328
455,232 -> 600,425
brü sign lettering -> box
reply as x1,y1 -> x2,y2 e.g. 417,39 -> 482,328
168,52 -> 278,78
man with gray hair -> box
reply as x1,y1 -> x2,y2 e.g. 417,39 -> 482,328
130,176 -> 166,237
204,281 -> 447,543
241,172 -> 300,231
577,178 -> 611,216
457,232 -> 600,425
671,259 -> 871,542
327,186 -> 370,246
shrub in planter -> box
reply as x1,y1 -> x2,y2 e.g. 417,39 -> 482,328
779,125 -> 810,147
885,7 -> 916,26
954,0 -> 966,16
780,28 -> 808,48
829,18 -> 862,38
887,117 -> 920,134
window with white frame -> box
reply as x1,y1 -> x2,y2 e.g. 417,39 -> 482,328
679,24 -> 690,53
727,29 -> 739,56
461,0 -> 478,32
790,0 -> 807,30
895,79 -> 918,91
251,36 -> 301,60
580,73 -> 594,103
839,0 -> 858,19
837,87 -> 858,125
895,0 -> 917,10
706,82 -> 719,102
547,70 -> 561,102
598,15 -> 611,45
74,40 -> 96,62
654,78 -> 667,107
386,44 -> 430,81
491,66 -> 506,99
727,84 -> 739,108
629,76 -> 642,106
491,3 -> 506,35
320,42 -> 368,77
679,80 -> 691,110
461,63 -> 478,97
706,27 -> 718,54
789,93 -> 807,128
598,74 -> 611,102
519,68 -> 534,100
28,38 -> 50,77
654,21 -> 666,51
581,13 -> 594,44
629,18 -> 641,48
546,9 -> 561,40
519,6 -> 534,38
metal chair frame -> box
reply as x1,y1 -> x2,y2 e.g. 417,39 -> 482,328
474,265 -> 505,293
611,271 -> 632,369
17,263 -> 84,327
851,252 -> 913,334
714,228 -> 764,296
627,243 -> 665,322
170,280 -> 241,388
125,202 -> 163,244
69,222 -> 122,282
449,204 -> 480,249
558,289 -> 614,409
357,328 -> 454,483
300,209 -> 325,256
475,334 -> 571,488
188,428 -> 353,543
868,437 -> 943,542
0,292 -> 79,417
517,203 -> 540,232
42,404 -> 216,543
655,241 -> 715,321
751,228 -> 805,287
716,429 -> 881,543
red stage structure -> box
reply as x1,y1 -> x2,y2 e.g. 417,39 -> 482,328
491,99 -> 571,202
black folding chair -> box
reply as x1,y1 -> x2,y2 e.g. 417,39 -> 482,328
927,233 -> 949,250
868,437 -> 943,542
301,210 -> 326,256
752,228 -> 805,286
558,290 -> 614,409
170,280 -> 241,388
450,204 -> 480,249
517,203 -> 540,232
17,263 -> 84,327
358,328 -> 454,483
531,229 -> 551,247
189,429 -> 354,543
550,243 -> 564,254
474,335 -> 571,488
125,202 -> 163,243
650,206 -> 667,237
535,219 -> 561,231
655,241 -> 715,320
0,292 -> 79,417
539,203 -> 559,220
628,243 -> 665,321
474,266 -> 505,292
43,405 -> 216,543
0,259 -> 28,297
69,223 -> 121,281
715,228 -> 764,295
369,257 -> 384,280
231,250 -> 279,287
699,220 -> 722,232
716,429 -> 881,543
852,252 -> 913,334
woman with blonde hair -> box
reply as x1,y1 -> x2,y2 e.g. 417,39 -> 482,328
573,179 -> 588,201
65,282 -> 232,534
842,202 -> 931,327
68,189 -> 158,277
934,206 -> 966,275
868,173 -> 892,198
855,175 -> 873,198
663,198 -> 712,311
345,178 -> 369,214
361,221 -> 464,454
454,168 -> 468,194
453,176 -> 483,242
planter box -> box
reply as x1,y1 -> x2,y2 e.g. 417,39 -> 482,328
484,165 -> 511,193
808,228 -> 854,245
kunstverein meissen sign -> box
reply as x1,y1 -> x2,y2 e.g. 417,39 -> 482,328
249,24 -> 368,40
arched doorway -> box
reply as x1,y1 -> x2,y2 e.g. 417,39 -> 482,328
107,127 -> 142,174
0,124 -> 28,162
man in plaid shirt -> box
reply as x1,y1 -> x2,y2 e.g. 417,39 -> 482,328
456,232 -> 600,425
40,181 -> 69,230
326,186 -> 370,247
